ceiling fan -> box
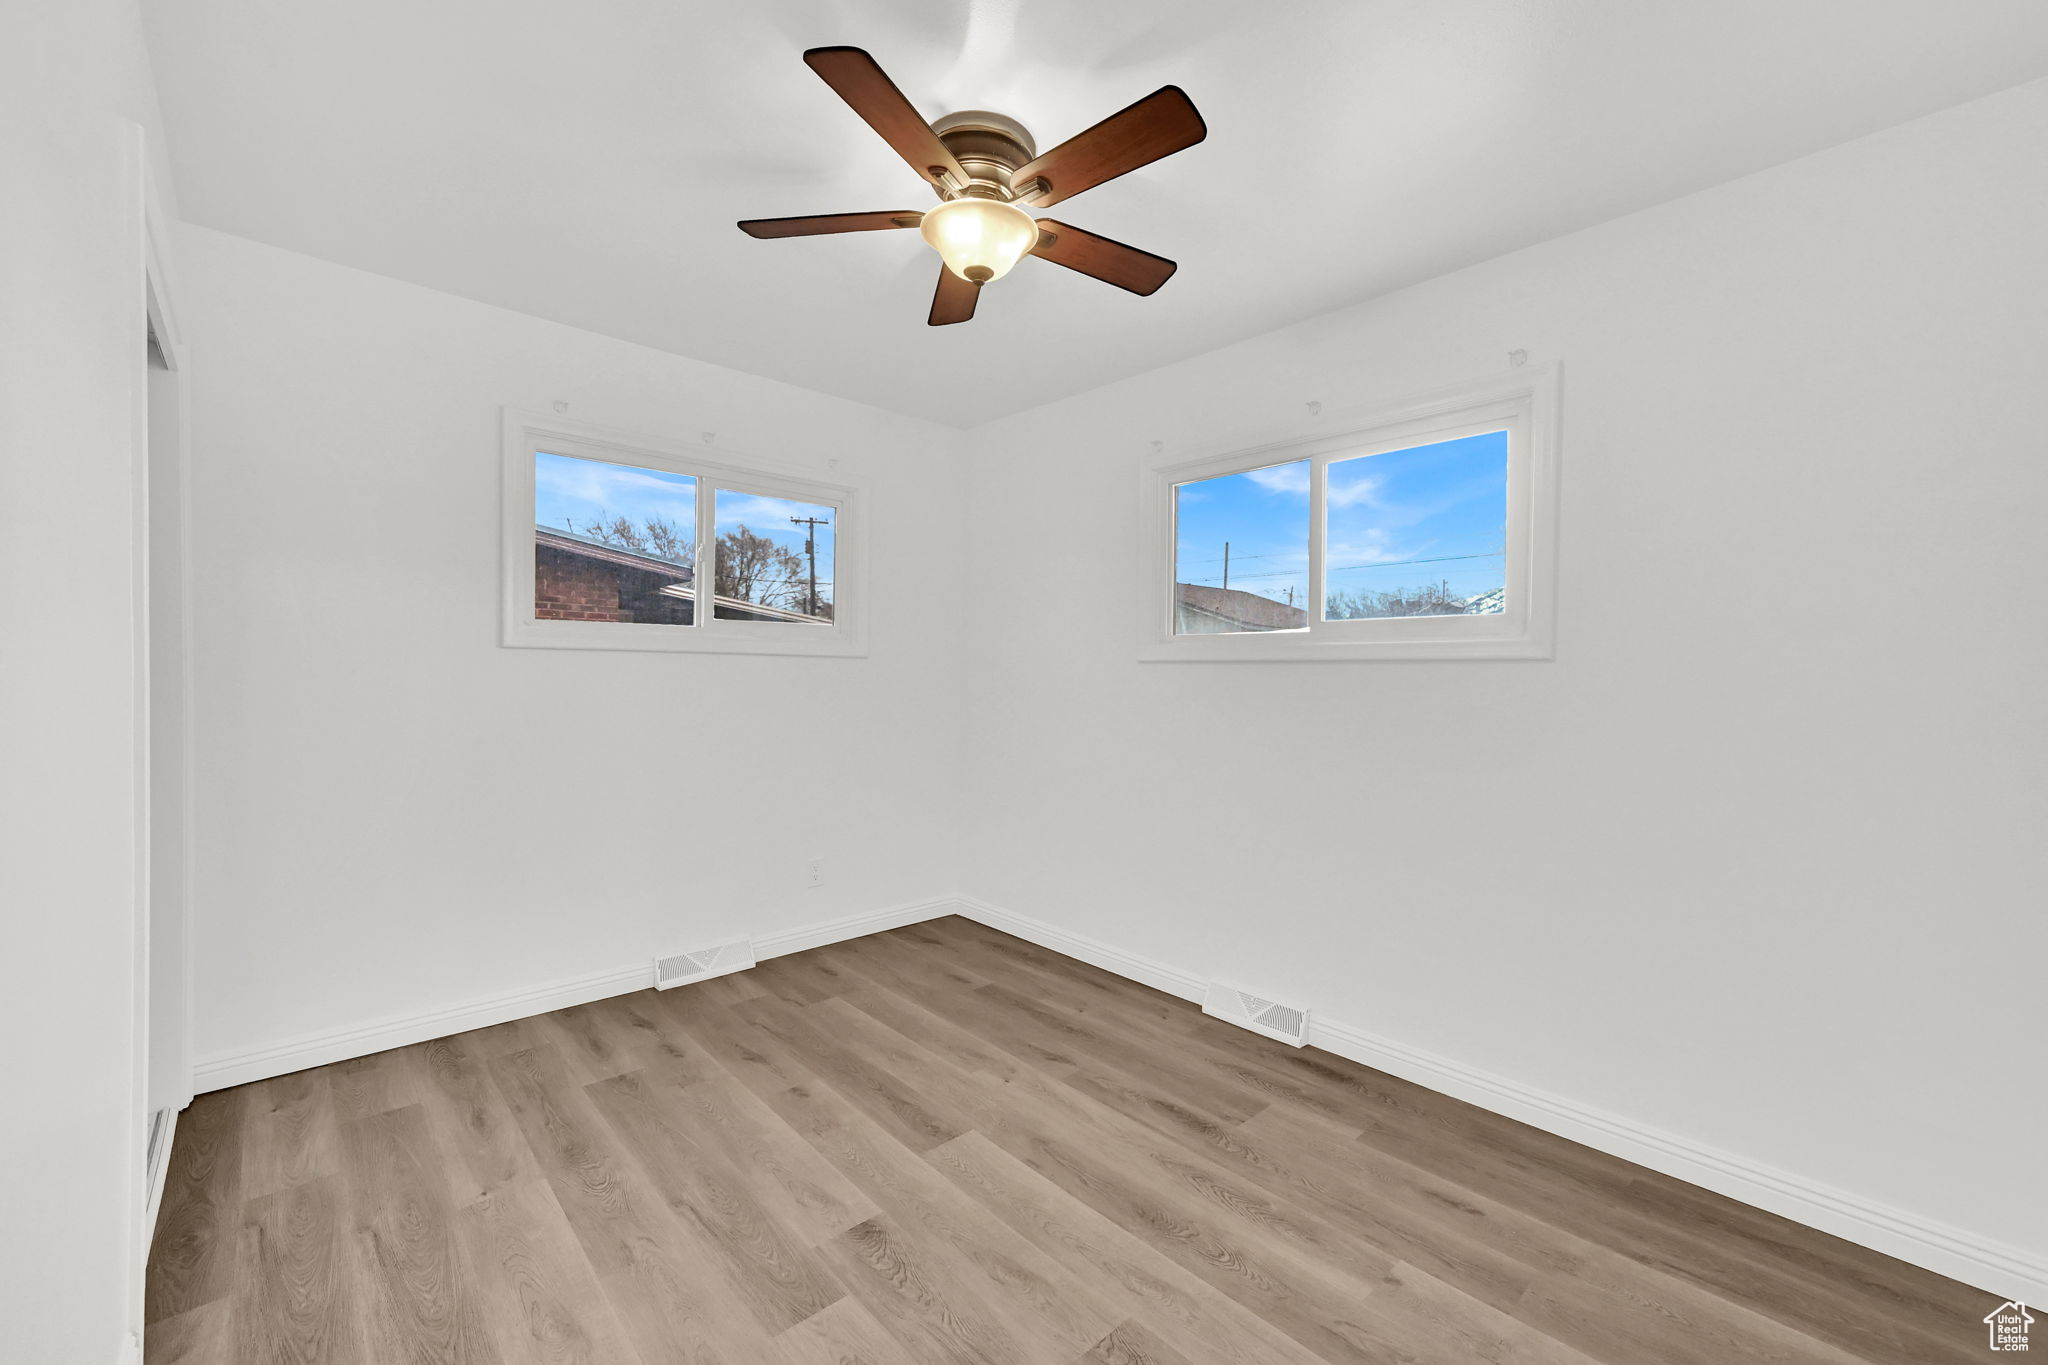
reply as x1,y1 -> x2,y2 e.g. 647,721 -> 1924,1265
738,47 -> 1206,326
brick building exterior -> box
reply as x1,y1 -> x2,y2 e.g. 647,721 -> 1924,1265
535,541 -> 696,624
532,525 -> 819,625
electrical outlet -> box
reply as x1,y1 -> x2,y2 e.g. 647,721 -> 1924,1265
805,857 -> 824,888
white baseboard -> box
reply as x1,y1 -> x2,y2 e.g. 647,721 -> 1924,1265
956,896 -> 1207,1002
193,961 -> 650,1092
952,896 -> 2046,1307
755,896 -> 962,959
192,896 -> 963,1093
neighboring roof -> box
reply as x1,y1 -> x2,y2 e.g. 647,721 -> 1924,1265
655,582 -> 823,624
536,525 -> 828,625
1175,583 -> 1308,631
536,525 -> 692,581
1464,586 -> 1506,614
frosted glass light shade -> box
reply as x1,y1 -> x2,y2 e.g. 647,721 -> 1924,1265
919,198 -> 1039,285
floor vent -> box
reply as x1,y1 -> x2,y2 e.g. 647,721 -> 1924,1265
1202,980 -> 1310,1047
653,939 -> 757,990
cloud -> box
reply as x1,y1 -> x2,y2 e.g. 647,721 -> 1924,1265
532,457 -> 839,562
1241,462 -> 1309,496
1230,461 -> 1383,511
1324,529 -> 1417,569
535,453 -> 696,527
715,492 -> 834,537
1326,471 -> 1383,510
537,453 -> 692,504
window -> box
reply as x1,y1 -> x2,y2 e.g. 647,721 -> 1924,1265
1323,431 -> 1507,621
712,489 -> 835,623
1174,461 -> 1311,634
1139,368 -> 1557,661
502,410 -> 863,655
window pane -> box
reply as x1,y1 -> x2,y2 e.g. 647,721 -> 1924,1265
1324,430 -> 1507,620
1174,460 -> 1310,634
713,490 -> 835,623
533,451 -> 697,624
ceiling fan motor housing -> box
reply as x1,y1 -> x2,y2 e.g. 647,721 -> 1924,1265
930,110 -> 1038,200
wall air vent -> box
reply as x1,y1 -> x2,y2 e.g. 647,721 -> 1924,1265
653,938 -> 757,990
1201,980 -> 1310,1047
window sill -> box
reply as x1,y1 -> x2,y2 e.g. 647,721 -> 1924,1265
504,619 -> 866,657
1137,632 -> 1552,662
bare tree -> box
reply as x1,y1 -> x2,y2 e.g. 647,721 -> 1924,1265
714,524 -> 809,611
566,511 -> 693,566
640,515 -> 691,563
1326,582 -> 1475,619
560,514 -> 831,616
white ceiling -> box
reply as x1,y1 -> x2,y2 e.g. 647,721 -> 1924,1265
143,1 -> 2048,426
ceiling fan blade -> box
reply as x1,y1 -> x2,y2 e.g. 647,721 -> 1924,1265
1030,220 -> 1177,295
1011,86 -> 1206,208
738,211 -> 923,239
928,265 -> 979,326
803,47 -> 968,194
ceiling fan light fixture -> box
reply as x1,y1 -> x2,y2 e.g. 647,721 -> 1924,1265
920,197 -> 1039,285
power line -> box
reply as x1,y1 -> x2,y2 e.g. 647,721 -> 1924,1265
1189,548 -> 1502,585
1183,544 -> 1503,570
1184,547 -> 1290,565
1328,549 -> 1503,574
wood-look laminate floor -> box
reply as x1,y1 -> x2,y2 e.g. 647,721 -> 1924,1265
147,917 -> 1993,1364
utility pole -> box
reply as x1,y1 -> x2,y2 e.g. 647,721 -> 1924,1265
790,515 -> 830,616
1222,541 -> 1231,590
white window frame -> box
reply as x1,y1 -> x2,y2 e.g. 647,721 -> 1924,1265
501,408 -> 866,656
1138,367 -> 1559,662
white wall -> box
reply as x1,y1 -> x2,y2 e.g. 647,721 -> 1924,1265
0,2 -> 174,1361
163,63 -> 2042,1306
178,225 -> 969,1070
962,77 -> 2048,1280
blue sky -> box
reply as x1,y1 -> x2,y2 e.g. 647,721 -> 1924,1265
535,451 -> 835,594
536,451 -> 695,546
1174,430 -> 1508,612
